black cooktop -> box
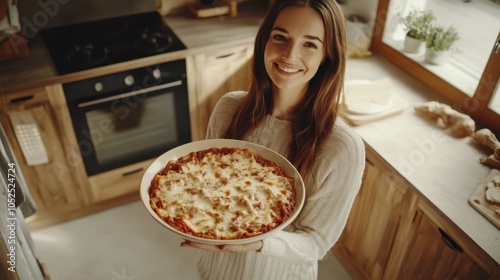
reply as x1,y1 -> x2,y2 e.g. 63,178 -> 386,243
40,11 -> 186,75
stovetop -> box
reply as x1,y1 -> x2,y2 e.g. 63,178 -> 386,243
40,11 -> 186,75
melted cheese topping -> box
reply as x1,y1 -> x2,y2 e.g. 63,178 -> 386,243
149,148 -> 295,240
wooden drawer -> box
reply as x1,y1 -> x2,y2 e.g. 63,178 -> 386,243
88,158 -> 154,203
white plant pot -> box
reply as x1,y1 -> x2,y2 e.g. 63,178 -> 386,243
403,35 -> 425,54
425,49 -> 450,65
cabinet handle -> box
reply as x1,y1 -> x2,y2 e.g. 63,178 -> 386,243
77,80 -> 182,108
438,228 -> 463,252
122,168 -> 143,177
10,95 -> 34,104
216,52 -> 235,59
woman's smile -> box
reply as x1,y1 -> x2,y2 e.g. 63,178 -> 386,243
275,62 -> 302,74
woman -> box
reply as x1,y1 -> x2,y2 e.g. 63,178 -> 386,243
181,0 -> 365,279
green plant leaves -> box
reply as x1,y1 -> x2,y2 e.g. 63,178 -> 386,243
400,10 -> 435,40
400,8 -> 460,52
425,26 -> 460,52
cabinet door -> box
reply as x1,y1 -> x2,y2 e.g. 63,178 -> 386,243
396,207 -> 492,279
87,158 -> 153,203
190,45 -> 253,140
335,153 -> 499,279
0,85 -> 90,226
336,160 -> 413,280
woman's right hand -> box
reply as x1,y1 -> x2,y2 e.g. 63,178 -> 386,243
180,240 -> 263,253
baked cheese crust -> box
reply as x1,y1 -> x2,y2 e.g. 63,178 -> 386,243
149,147 -> 296,240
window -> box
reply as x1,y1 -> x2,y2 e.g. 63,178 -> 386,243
371,0 -> 500,134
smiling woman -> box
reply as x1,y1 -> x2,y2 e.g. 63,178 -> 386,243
179,0 -> 366,280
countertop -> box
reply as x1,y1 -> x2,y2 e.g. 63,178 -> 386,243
345,55 -> 500,264
0,2 -> 498,265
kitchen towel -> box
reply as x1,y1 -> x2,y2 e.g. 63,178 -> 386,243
0,124 -> 38,218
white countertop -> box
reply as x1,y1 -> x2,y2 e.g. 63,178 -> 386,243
345,55 -> 499,264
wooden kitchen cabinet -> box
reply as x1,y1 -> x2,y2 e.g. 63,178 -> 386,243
394,206 -> 490,280
187,44 -> 253,140
334,153 -> 417,279
0,85 -> 92,228
333,147 -> 499,280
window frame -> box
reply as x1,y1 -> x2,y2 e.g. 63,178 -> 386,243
371,0 -> 500,135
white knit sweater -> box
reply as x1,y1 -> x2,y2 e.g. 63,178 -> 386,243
196,91 -> 365,280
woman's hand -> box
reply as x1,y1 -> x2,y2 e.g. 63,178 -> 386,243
180,240 -> 263,253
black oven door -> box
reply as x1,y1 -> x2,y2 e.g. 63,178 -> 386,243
63,60 -> 191,176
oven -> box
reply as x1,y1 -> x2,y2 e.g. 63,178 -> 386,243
63,59 -> 191,176
39,11 -> 191,176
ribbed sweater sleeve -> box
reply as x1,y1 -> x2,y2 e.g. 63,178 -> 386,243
260,126 -> 365,263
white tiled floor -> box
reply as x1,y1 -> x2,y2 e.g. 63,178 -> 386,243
31,200 -> 352,280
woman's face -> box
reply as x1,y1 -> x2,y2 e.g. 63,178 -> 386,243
264,6 -> 326,96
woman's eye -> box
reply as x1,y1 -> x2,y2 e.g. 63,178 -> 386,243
304,42 -> 317,49
272,34 -> 286,41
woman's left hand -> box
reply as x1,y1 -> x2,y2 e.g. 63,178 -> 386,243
180,240 -> 263,253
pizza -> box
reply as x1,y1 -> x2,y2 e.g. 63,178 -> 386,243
149,147 -> 296,240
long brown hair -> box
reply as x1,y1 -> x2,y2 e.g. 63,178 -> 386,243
223,0 -> 347,177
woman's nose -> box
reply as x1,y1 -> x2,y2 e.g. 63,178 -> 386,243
282,42 -> 300,60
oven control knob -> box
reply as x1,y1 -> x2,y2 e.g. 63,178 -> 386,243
152,69 -> 161,79
124,75 -> 135,86
94,82 -> 103,92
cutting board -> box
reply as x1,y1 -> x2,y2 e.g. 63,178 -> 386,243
468,169 -> 500,229
341,93 -> 409,126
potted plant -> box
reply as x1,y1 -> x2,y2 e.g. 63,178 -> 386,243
400,9 -> 436,54
424,25 -> 460,65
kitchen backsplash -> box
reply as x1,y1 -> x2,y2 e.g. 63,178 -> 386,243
157,0 -> 198,15
16,0 -> 257,39
17,0 -> 243,30
17,0 -> 157,35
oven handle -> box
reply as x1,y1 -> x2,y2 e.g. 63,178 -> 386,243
77,80 -> 183,108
